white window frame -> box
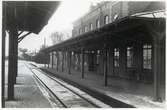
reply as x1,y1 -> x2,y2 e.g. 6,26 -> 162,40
143,44 -> 152,69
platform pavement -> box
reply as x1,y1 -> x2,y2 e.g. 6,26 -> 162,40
4,61 -> 52,108
41,67 -> 165,108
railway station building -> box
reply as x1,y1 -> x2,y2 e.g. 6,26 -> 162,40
43,1 -> 165,102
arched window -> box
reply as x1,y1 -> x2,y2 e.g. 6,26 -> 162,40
96,19 -> 100,28
104,15 -> 109,24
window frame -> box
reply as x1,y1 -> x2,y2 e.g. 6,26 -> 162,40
126,46 -> 134,68
143,44 -> 152,69
114,48 -> 120,67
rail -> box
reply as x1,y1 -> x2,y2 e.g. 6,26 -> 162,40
27,63 -> 101,108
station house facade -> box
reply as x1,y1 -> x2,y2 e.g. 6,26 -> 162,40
43,1 -> 165,102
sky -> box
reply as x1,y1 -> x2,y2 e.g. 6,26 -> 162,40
18,0 -> 103,52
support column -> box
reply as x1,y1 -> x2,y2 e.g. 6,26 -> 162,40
153,39 -> 161,102
53,52 -> 56,68
2,2 -> 7,106
2,30 -> 6,108
134,42 -> 142,81
8,27 -> 18,100
65,51 -> 67,72
145,22 -> 165,102
7,4 -> 18,100
48,54 -> 49,68
45,52 -> 48,68
56,51 -> 59,71
68,51 -> 71,74
103,45 -> 108,86
44,52 -> 46,68
13,29 -> 18,84
44,61 -> 46,68
81,48 -> 85,79
62,51 -> 64,72
108,47 -> 114,76
51,52 -> 54,68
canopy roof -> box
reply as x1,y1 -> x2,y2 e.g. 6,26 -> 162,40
3,1 -> 60,34
43,16 -> 165,53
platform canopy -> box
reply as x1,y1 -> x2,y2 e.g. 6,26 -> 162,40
43,16 -> 165,52
1,1 -> 61,104
3,1 -> 60,34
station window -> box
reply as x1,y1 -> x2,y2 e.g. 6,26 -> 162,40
114,48 -> 119,67
96,19 -> 100,28
90,23 -> 93,31
127,47 -> 133,68
143,44 -> 152,69
104,15 -> 109,24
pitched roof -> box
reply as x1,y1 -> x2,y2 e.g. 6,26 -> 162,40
3,1 -> 60,34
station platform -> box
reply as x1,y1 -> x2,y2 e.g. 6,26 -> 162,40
5,61 -> 52,108
41,67 -> 165,108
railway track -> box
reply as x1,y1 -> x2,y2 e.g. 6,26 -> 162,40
33,72 -> 68,107
26,63 -> 109,108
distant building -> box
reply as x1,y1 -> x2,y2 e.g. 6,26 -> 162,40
72,1 -> 165,37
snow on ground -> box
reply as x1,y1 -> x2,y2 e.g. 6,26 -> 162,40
5,60 -> 52,108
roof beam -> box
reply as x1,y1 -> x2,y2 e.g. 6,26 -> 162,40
17,31 -> 24,37
18,32 -> 31,43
